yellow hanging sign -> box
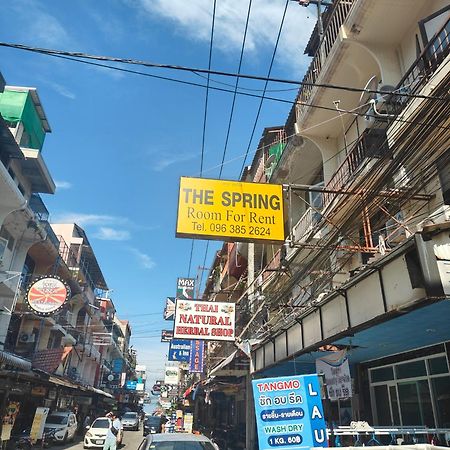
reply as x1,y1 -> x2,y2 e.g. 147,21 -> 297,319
176,177 -> 285,242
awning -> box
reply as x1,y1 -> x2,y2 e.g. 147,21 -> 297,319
90,387 -> 115,399
0,350 -> 32,371
48,375 -> 80,389
209,350 -> 237,377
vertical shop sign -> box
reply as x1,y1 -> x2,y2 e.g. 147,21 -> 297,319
184,413 -> 194,433
252,374 -> 327,450
1,401 -> 20,441
177,278 -> 195,300
30,407 -> 50,442
189,340 -> 204,373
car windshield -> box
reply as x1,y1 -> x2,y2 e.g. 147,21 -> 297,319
145,418 -> 160,425
91,419 -> 110,429
46,415 -> 68,425
149,442 -> 215,450
123,413 -> 138,419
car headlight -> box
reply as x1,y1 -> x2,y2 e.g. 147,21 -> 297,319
55,430 -> 65,437
86,432 -> 93,438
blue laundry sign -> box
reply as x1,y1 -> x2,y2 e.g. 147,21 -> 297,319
252,374 -> 327,450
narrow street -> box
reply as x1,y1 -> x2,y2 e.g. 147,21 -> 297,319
60,429 -> 145,450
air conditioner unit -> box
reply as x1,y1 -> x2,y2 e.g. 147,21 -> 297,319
385,211 -> 407,244
18,332 -> 34,343
0,237 -> 8,263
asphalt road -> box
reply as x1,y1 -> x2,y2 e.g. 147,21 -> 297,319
60,427 -> 145,450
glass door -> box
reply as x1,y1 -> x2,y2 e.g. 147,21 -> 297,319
398,380 -> 435,427
373,383 -> 401,426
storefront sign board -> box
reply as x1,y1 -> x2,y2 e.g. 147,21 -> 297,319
176,278 -> 195,300
184,413 -> 193,433
174,299 -> 235,341
189,340 -> 204,373
164,365 -> 180,386
25,276 -> 70,316
161,330 -> 174,342
30,407 -> 50,442
252,374 -> 327,450
176,177 -> 285,243
315,355 -> 352,400
168,339 -> 191,362
164,297 -> 176,320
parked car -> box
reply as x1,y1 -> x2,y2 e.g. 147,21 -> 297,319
121,412 -> 140,431
139,433 -> 217,450
44,411 -> 77,444
143,416 -> 162,436
84,417 -> 123,448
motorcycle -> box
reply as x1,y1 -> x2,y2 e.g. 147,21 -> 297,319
10,428 -> 57,450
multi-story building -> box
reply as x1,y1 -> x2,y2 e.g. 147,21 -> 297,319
0,82 -> 55,357
197,1 -> 450,448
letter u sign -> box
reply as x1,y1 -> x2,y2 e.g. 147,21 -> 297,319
314,429 -> 326,443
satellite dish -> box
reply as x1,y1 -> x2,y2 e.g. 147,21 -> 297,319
358,75 -> 378,111
265,154 -> 276,168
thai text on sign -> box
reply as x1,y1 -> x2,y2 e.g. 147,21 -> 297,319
176,177 -> 285,242
252,375 -> 328,450
174,300 -> 235,341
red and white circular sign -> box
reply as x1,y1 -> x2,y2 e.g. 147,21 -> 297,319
26,276 -> 70,315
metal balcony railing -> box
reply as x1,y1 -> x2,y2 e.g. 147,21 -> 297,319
322,128 -> 389,209
393,17 -> 450,111
295,0 -> 355,122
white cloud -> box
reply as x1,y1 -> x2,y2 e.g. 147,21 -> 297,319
55,180 -> 72,189
52,212 -> 129,227
135,0 -> 315,75
152,153 -> 195,172
94,227 -> 131,241
11,0 -> 71,47
47,82 -> 76,100
129,247 -> 156,270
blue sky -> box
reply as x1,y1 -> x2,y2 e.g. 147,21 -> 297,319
0,0 -> 315,382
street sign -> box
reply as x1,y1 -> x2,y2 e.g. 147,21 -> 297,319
125,381 -> 137,390
164,365 -> 180,385
161,330 -> 174,342
176,177 -> 285,243
164,297 -> 176,320
252,374 -> 327,450
168,339 -> 191,362
176,278 -> 195,300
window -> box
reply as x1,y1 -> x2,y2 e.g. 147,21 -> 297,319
429,356 -> 448,375
396,360 -> 427,379
0,227 -> 14,251
371,366 -> 394,383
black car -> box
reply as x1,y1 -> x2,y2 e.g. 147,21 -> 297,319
142,417 -> 162,436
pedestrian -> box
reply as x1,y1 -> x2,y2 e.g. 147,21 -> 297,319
103,412 -> 121,450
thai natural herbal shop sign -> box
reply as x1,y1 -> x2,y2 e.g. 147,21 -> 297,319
252,375 -> 327,450
176,177 -> 285,243
174,300 -> 235,341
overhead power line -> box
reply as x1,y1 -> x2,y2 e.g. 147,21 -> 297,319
0,42 -> 446,101
240,0 -> 290,177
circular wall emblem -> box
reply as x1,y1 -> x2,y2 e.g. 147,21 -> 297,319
25,276 -> 70,316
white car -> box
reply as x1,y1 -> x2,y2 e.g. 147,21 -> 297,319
44,411 -> 77,444
84,417 -> 123,448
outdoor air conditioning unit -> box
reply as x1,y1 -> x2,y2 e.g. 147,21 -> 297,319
18,332 -> 34,343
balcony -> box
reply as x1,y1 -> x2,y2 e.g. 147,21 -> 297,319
323,127 -> 390,209
291,206 -> 323,244
391,16 -> 450,113
295,0 -> 355,122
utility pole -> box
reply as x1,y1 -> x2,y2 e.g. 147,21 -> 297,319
291,0 -> 333,62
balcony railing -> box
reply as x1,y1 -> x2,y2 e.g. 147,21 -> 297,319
393,17 -> 450,112
295,0 -> 355,122
323,128 -> 389,209
291,207 -> 323,244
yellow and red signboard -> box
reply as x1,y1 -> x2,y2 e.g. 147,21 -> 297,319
176,177 -> 285,243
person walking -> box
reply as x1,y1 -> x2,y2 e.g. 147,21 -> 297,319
103,412 -> 121,450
